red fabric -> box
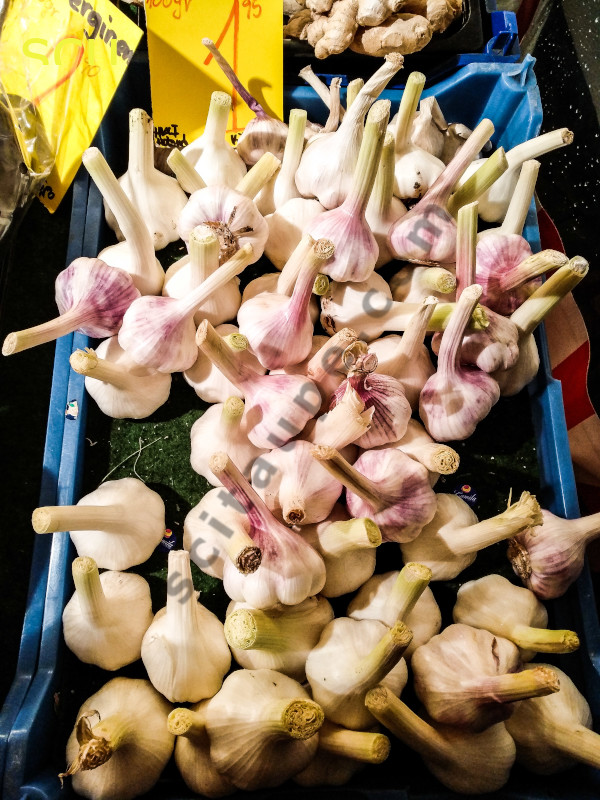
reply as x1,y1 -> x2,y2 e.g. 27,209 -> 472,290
551,341 -> 596,429
516,0 -> 542,40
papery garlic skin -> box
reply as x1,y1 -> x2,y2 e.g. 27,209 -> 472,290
141,550 -> 231,703
306,617 -> 412,730
224,596 -> 334,680
63,677 -> 174,800
205,668 -> 324,790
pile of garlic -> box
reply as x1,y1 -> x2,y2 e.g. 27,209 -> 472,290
6,44 -> 600,800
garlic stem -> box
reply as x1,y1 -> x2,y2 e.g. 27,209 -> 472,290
262,698 -> 324,740
283,239 -> 335,334
167,149 -> 207,192
344,99 -> 389,218
510,256 -> 589,336
221,524 -> 262,575
209,452 -> 276,532
380,300 -> 487,335
465,665 -> 559,703
196,321 -> 253,389
224,331 -> 250,352
450,491 -> 542,555
60,712 -> 131,778
322,77 -> 342,133
510,624 -> 580,653
389,562 -> 433,621
346,78 -> 364,110
436,284 -> 485,379
394,72 -> 426,153
447,148 -> 508,216
497,249 -> 569,294
168,707 -> 208,738
225,608 -> 297,651
369,132 -> 396,221
348,621 -> 412,691
71,556 -> 108,626
413,443 -> 460,474
541,721 -> 600,769
455,201 -> 478,297
311,445 -> 386,512
128,109 -> 154,175
204,91 -> 233,148
235,152 -> 281,200
318,721 -> 390,764
307,328 -> 358,383
277,233 -> 317,295
33,504 -> 125,533
365,686 -> 449,761
187,225 -> 220,283
69,348 -> 137,392
385,296 -> 437,375
277,108 -> 307,191
299,65 -> 345,118
166,550 -> 200,638
3,307 -> 85,355
203,38 -> 267,118
505,128 -> 574,171
317,518 -> 382,556
499,159 -> 540,235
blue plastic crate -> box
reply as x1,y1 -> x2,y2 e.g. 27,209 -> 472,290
4,54 -> 600,800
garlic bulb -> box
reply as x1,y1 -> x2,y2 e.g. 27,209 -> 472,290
348,566 -> 441,659
168,703 -> 235,798
453,573 -> 580,660
251,439 -> 342,525
141,550 -> 231,703
393,72 -> 445,201
237,238 -> 334,369
294,721 -> 390,786
305,99 -> 390,283
2,257 -> 140,356
70,339 -> 171,419
301,507 -> 382,596
62,556 -> 153,670
61,677 -> 174,800
183,323 -> 266,403
255,108 -> 307,215
365,132 -> 407,268
33,477 -> 166,570
477,157 -> 539,242
505,664 -> 600,773
508,507 -> 600,600
210,452 -> 326,607
181,91 -> 247,188
390,264 -> 456,302
264,196 -> 326,269
420,284 -> 500,441
190,398 -> 266,486
312,445 -> 436,543
411,623 -> 560,732
365,685 -> 516,794
388,118 -> 495,265
295,53 -> 403,209
224,595 -> 334,680
203,38 -> 288,166
411,95 -> 447,158
302,384 -> 373,453
104,109 -> 187,249
82,148 -> 165,295
118,244 -> 253,373
329,350 -> 412,448
401,491 -> 542,580
204,668 -> 324,790
183,488 -> 261,578
305,617 -> 412,730
380,418 -> 460,485
196,320 -> 322,448
162,225 -> 242,327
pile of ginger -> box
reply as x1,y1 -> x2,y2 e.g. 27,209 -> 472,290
284,0 -> 462,58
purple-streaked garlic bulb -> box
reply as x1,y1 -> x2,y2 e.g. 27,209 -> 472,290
118,244 -> 253,373
237,238 -> 334,370
203,38 -> 288,165
196,320 -> 322,449
508,508 -> 600,600
210,453 -> 326,608
401,491 -> 543,581
305,99 -> 390,283
388,119 -> 495,265
411,623 -> 560,732
183,323 -> 266,403
190,398 -> 266,487
312,445 -> 436,543
348,565 -> 441,660
183,488 -> 261,579
365,132 -> 407,269
329,350 -> 411,448
420,284 -> 500,441
3,258 -> 140,356
251,440 -> 342,526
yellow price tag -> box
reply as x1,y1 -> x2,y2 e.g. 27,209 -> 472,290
0,0 -> 143,211
145,0 -> 283,150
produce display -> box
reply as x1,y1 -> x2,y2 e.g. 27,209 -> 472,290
5,39 -> 600,799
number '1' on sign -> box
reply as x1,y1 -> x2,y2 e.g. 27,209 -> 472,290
145,0 -> 283,152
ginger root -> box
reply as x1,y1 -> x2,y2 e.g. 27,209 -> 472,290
284,8 -> 313,39
349,13 -> 433,55
401,0 -> 461,32
357,0 -> 406,26
307,0 -> 360,58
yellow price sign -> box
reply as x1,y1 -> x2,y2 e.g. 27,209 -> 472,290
0,0 -> 143,211
145,0 -> 283,150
